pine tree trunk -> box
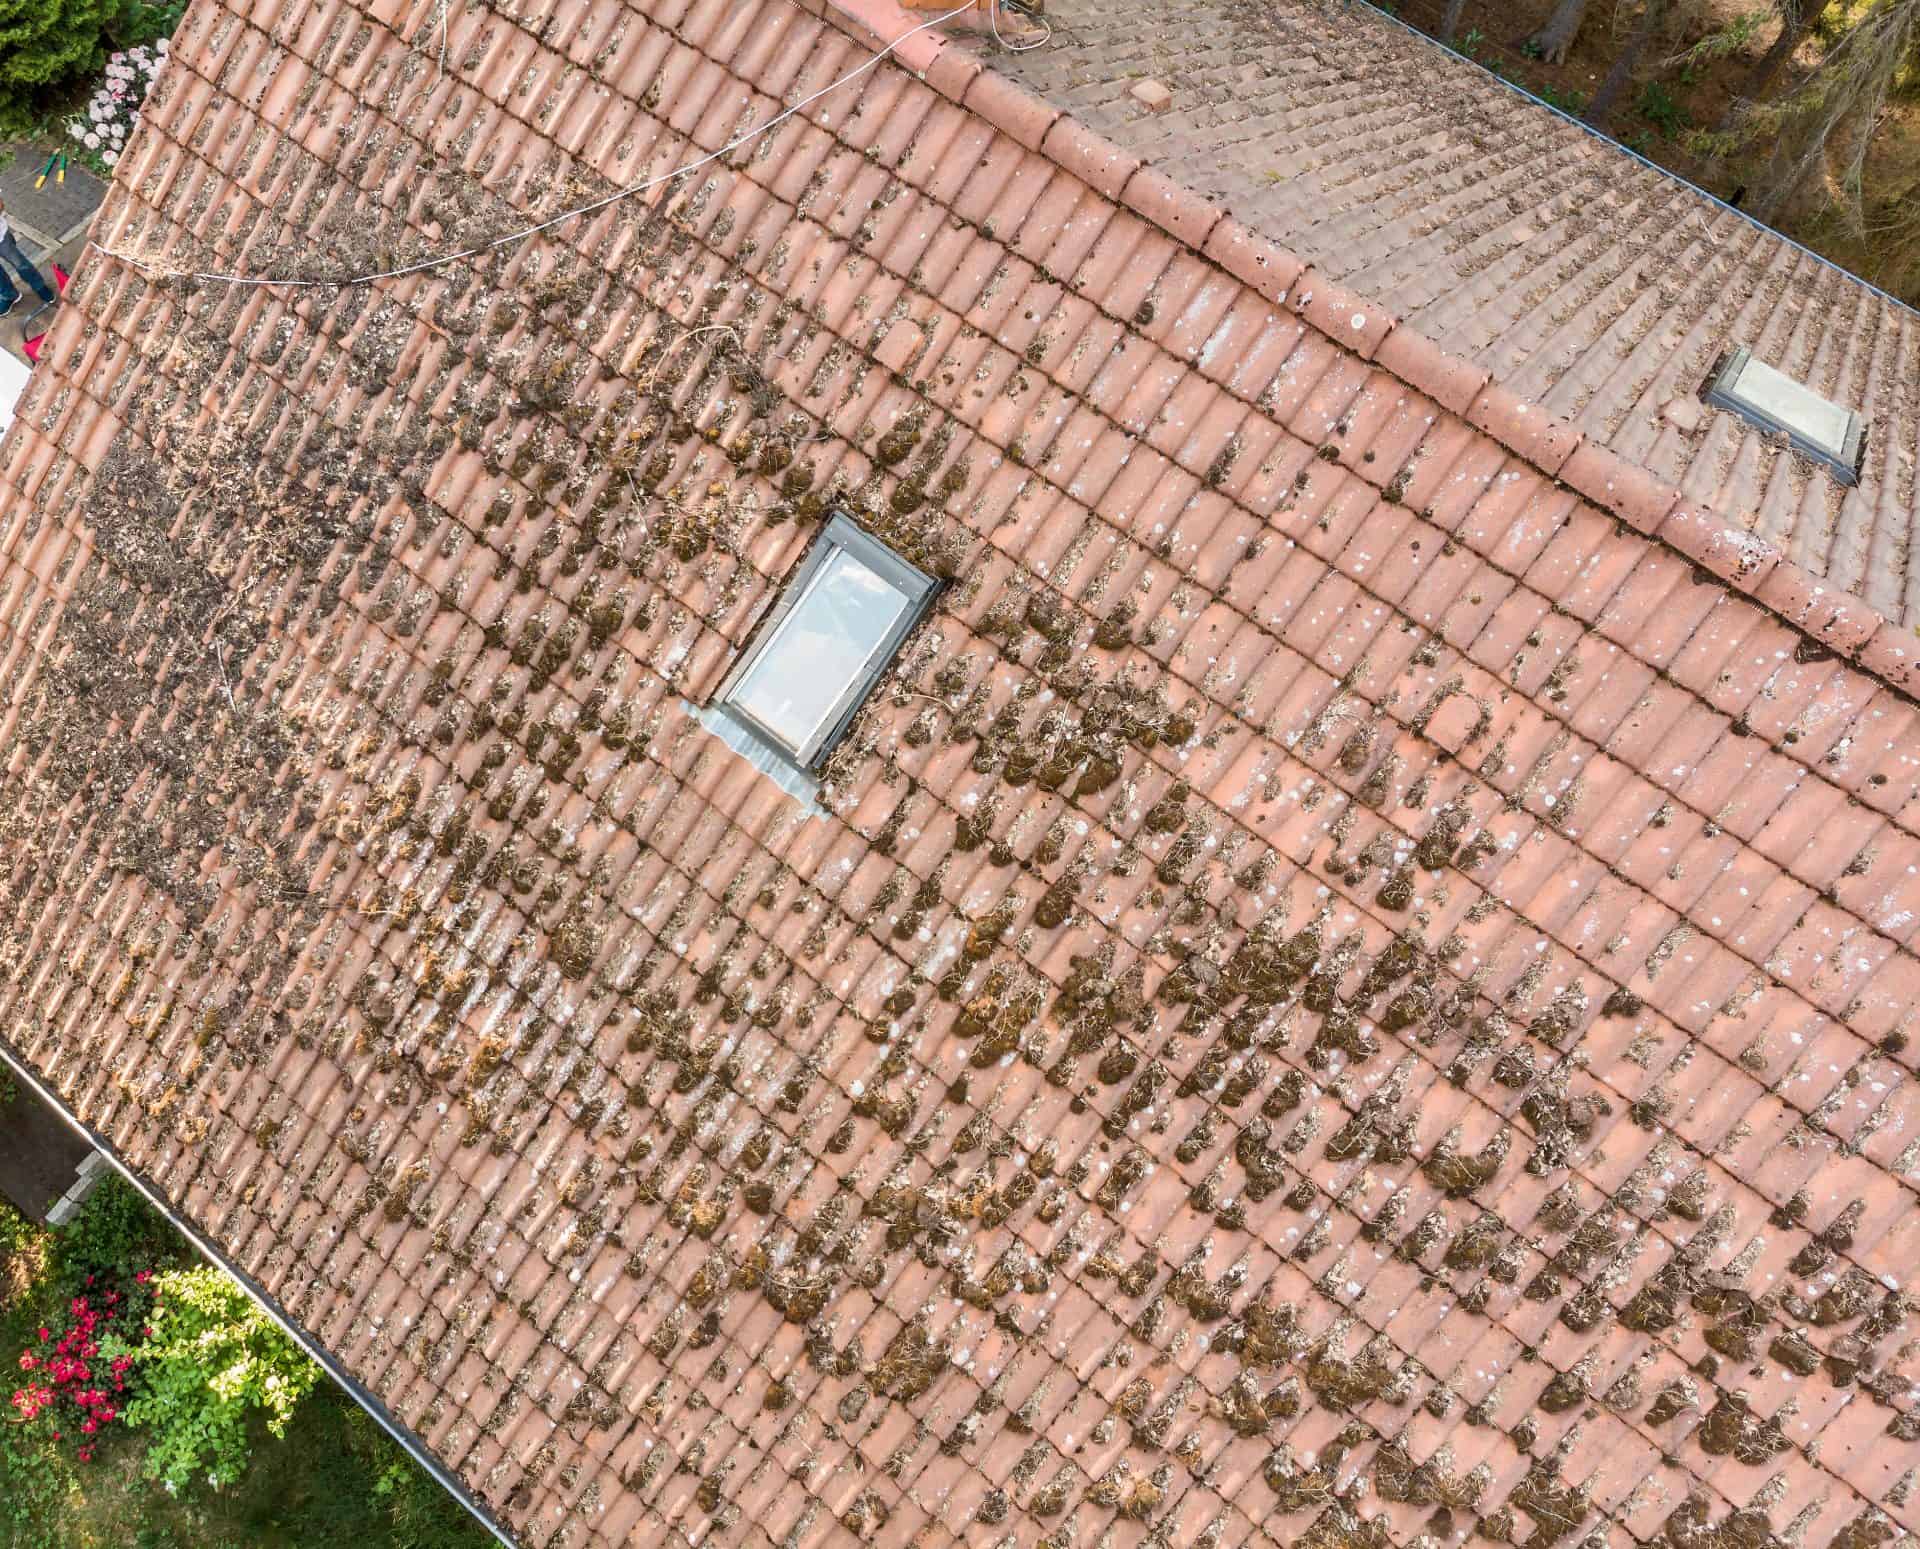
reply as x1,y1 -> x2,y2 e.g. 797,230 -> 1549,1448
1520,0 -> 1592,63
1585,0 -> 1668,126
1439,0 -> 1469,43
1718,0 -> 1833,128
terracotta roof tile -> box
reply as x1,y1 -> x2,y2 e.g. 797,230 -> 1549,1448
5,0 -> 1920,1544
1000,0 -> 1920,623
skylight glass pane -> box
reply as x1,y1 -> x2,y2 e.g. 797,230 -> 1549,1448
1728,356 -> 1851,458
728,547 -> 912,753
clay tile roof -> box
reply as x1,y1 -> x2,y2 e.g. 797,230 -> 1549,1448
997,0 -> 1920,625
1,0 -> 1918,1544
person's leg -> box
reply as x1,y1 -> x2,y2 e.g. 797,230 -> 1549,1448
0,233 -> 54,305
0,265 -> 18,316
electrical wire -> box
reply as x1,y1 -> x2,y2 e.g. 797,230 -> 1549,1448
989,0 -> 1053,51
90,0 -> 1008,291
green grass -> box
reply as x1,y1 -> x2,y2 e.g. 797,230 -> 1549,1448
1533,82 -> 1590,116
1637,79 -> 1692,137
0,1187 -> 492,1549
1,1389 -> 492,1549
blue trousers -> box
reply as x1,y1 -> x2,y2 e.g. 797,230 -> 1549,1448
0,231 -> 54,307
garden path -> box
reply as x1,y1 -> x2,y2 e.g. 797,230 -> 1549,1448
0,142 -> 108,362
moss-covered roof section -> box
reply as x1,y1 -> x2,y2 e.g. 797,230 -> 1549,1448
0,0 -> 1915,1544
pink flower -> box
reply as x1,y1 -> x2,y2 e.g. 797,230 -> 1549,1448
17,1354 -> 34,1371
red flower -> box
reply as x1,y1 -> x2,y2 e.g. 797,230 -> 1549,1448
11,1276 -> 155,1455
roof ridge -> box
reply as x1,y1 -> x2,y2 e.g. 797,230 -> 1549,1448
805,0 -> 1920,701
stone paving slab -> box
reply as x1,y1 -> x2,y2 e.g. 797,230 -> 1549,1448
0,1073 -> 95,1222
0,141 -> 108,245
0,144 -> 107,364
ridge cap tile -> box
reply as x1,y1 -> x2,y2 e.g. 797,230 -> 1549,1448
993,0 -> 1920,632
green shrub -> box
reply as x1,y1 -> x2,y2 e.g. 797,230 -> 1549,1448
0,0 -> 117,110
1535,83 -> 1590,116
51,1174 -> 172,1290
106,1266 -> 321,1492
0,0 -> 177,127
0,1193 -> 34,1262
1638,80 -> 1690,137
0,1414 -> 78,1545
110,0 -> 183,45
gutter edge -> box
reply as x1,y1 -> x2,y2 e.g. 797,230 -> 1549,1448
0,1036 -> 520,1549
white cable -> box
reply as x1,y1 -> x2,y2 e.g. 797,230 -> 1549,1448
91,0 -> 994,291
988,0 -> 1053,51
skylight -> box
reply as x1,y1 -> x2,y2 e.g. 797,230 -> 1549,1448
1703,347 -> 1865,485
707,513 -> 937,772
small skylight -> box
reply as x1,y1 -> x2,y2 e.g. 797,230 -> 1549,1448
704,513 -> 937,774
1703,346 -> 1865,485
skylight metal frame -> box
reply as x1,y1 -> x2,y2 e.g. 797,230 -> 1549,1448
710,512 -> 938,771
1702,346 -> 1866,486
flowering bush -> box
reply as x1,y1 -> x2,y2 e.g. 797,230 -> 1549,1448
65,40 -> 163,171
106,1265 -> 320,1492
9,1269 -> 154,1463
